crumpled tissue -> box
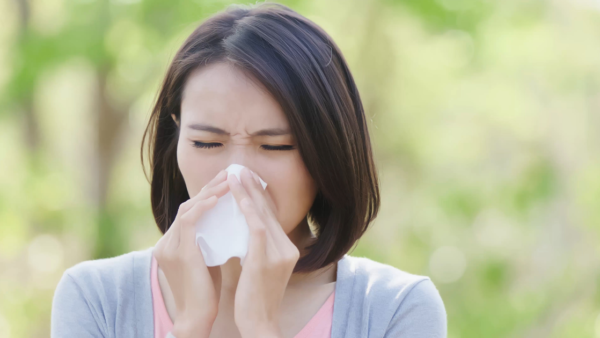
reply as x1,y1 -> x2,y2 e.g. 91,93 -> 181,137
195,163 -> 267,267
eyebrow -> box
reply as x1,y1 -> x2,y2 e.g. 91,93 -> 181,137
187,123 -> 291,137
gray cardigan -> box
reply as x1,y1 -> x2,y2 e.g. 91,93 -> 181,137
51,247 -> 447,337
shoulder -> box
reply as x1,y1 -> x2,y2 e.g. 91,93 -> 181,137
51,247 -> 154,336
63,247 -> 152,287
341,255 -> 447,337
343,255 -> 436,300
54,247 -> 153,308
345,255 -> 429,288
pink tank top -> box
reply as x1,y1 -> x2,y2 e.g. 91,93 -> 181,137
151,254 -> 335,338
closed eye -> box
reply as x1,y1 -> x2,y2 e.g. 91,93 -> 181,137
192,141 -> 295,151
192,142 -> 222,149
262,145 -> 295,151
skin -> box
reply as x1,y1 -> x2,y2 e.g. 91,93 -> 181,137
158,61 -> 337,338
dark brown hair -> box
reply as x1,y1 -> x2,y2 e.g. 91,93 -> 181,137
141,1 -> 380,273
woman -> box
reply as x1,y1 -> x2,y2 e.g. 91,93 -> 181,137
51,2 -> 447,338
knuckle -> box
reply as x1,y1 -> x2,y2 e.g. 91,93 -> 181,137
240,197 -> 253,209
288,247 -> 300,261
199,186 -> 210,196
257,204 -> 268,216
274,256 -> 289,267
193,202 -> 210,214
179,214 -> 190,224
179,211 -> 196,225
201,197 -> 215,205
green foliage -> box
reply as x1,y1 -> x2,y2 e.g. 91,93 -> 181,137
1,0 -> 600,337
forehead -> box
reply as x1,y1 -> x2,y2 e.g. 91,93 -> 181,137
180,61 -> 288,127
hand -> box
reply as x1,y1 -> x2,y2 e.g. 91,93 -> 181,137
227,167 -> 300,338
153,169 -> 230,338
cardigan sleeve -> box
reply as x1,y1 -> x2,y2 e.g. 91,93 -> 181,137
51,271 -> 107,338
383,278 -> 447,338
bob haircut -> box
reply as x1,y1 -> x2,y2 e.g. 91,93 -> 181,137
141,2 -> 380,273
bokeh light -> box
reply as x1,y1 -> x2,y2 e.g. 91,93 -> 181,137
2,0 -> 600,337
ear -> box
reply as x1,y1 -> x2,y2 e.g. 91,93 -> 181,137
171,114 -> 179,128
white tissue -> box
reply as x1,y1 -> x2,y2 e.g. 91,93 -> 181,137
195,164 -> 267,267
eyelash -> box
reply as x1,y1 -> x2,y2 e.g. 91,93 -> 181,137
192,141 -> 295,151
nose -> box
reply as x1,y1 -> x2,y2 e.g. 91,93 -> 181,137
226,148 -> 259,178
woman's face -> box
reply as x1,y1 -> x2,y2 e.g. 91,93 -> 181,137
174,61 -> 318,236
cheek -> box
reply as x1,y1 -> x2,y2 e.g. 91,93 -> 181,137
176,142 -> 210,196
269,167 -> 318,233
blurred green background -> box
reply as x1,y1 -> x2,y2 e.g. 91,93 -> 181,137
1,0 -> 600,337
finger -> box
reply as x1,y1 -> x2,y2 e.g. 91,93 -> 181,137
198,170 -> 228,195
228,173 -> 276,252
247,170 -> 300,261
249,169 -> 261,185
246,169 -> 279,225
171,170 -> 225,264
160,171 -> 227,255
239,198 -> 270,262
197,179 -> 230,201
240,168 -> 289,249
249,170 -> 277,212
178,176 -> 228,220
240,168 -> 273,218
247,229 -> 268,264
179,195 -> 219,253
180,170 -> 227,214
202,169 -> 228,191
